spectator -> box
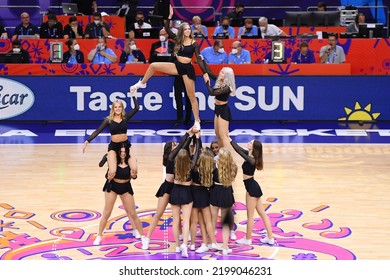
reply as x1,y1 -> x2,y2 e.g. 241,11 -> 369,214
40,14 -> 63,39
200,39 -> 228,64
149,28 -> 174,63
291,41 -> 316,64
213,16 -> 235,39
133,11 -> 152,29
191,15 -> 208,38
63,39 -> 85,64
12,12 -> 39,40
8,39 -> 30,63
228,41 -> 251,64
87,37 -> 117,64
226,3 -> 245,26
319,33 -> 346,64
63,16 -> 84,39
85,12 -> 111,39
317,2 -> 327,11
120,38 -> 146,63
0,24 -> 8,38
346,13 -> 365,33
258,17 -> 287,38
71,0 -> 97,16
237,18 -> 258,38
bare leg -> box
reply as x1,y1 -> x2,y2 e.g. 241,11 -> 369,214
128,148 -> 138,179
107,150 -> 117,180
216,117 -> 232,150
256,197 -> 274,239
120,193 -> 144,236
245,193 -> 258,240
197,210 -> 208,245
146,194 -> 170,238
181,75 -> 200,123
221,207 -> 231,250
201,206 -> 217,244
97,191 -> 117,236
210,205 -> 219,234
190,208 -> 198,247
171,205 -> 181,248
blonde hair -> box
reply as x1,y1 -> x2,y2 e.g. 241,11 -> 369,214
174,22 -> 193,55
217,147 -> 237,186
215,67 -> 236,96
198,151 -> 214,187
108,100 -> 125,121
174,149 -> 191,182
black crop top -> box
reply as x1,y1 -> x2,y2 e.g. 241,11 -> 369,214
203,61 -> 232,102
115,165 -> 131,180
230,140 -> 256,176
177,44 -> 195,59
86,97 -> 139,143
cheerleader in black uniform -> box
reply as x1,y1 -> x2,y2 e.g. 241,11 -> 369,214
210,147 -> 238,255
82,95 -> 139,181
94,142 -> 144,245
141,128 -> 195,250
169,128 -> 200,258
229,137 -> 275,246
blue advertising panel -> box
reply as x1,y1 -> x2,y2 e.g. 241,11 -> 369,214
0,76 -> 389,121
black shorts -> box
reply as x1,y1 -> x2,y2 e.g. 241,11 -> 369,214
169,183 -> 193,205
108,140 -> 131,153
103,180 -> 134,195
174,60 -> 196,81
191,185 -> 210,208
215,104 -> 232,122
155,180 -> 174,197
209,184 -> 234,208
244,178 -> 263,198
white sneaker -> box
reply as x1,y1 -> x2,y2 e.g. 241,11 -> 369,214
188,244 -> 195,251
130,79 -> 147,94
260,237 -> 275,245
133,229 -> 141,239
230,230 -> 237,240
236,238 -> 252,245
222,248 -> 232,255
93,235 -> 102,246
210,243 -> 223,251
180,244 -> 188,258
196,230 -> 202,236
194,121 -> 201,131
175,246 -> 181,253
195,244 -> 209,253
141,237 -> 150,250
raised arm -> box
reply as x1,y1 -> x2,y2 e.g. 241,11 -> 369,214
193,42 -> 215,76
164,5 -> 177,40
230,139 -> 256,166
82,118 -> 109,153
191,133 -> 202,169
125,96 -> 140,121
168,128 -> 194,161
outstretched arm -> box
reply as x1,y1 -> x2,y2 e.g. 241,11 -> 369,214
168,127 -> 194,161
230,138 -> 256,165
191,132 -> 202,169
125,96 -> 140,121
82,118 -> 109,153
164,5 -> 177,40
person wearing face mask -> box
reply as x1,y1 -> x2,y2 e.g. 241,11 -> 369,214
237,18 -> 258,39
200,39 -> 228,64
149,28 -> 174,63
226,3 -> 245,27
133,11 -> 152,29
258,16 -> 287,39
213,16 -> 235,39
120,38 -> 146,63
63,39 -> 85,64
8,39 -> 30,63
40,13 -> 64,39
85,12 -> 111,39
63,16 -> 84,39
190,15 -> 208,39
319,33 -> 346,64
88,37 -> 117,64
228,41 -> 251,64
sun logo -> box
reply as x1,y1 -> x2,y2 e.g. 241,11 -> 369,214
338,102 -> 380,121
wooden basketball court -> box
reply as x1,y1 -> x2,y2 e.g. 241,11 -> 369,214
1,140 -> 389,260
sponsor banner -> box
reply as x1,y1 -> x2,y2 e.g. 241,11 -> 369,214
0,76 -> 389,121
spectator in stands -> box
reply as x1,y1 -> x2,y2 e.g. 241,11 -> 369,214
72,0 -> 97,16
8,39 -> 30,63
87,37 -> 117,64
40,14 -> 64,39
134,11 -> 152,29
258,17 -> 287,38
317,2 -> 327,11
228,41 -> 251,64
201,39 -> 228,64
346,13 -> 365,33
226,3 -> 245,26
149,28 -> 174,63
63,16 -> 84,39
213,16 -> 235,39
0,25 -> 8,38
120,38 -> 146,63
63,39 -> 85,64
291,41 -> 316,64
85,12 -> 111,39
191,16 -> 208,38
237,18 -> 258,38
319,33 -> 346,64
12,12 -> 40,40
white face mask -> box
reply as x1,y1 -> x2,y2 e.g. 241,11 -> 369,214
130,44 -> 137,50
73,44 -> 80,51
98,43 -> 105,50
94,20 -> 100,25
218,48 -> 225,54
260,26 -> 266,32
13,48 -> 21,53
231,49 -> 238,55
159,35 -> 166,42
